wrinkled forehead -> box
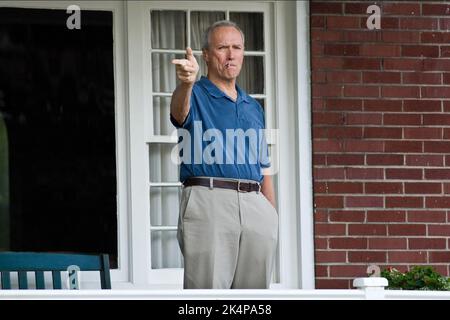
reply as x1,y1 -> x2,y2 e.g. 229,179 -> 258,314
209,26 -> 244,46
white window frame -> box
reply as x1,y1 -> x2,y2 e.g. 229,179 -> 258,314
127,0 -> 314,289
0,0 -> 130,287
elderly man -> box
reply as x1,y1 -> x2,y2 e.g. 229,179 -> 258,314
170,20 -> 278,289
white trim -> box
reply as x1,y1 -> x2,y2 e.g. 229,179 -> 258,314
295,0 -> 315,289
0,0 -> 130,284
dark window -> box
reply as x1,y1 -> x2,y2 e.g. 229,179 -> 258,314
0,8 -> 117,267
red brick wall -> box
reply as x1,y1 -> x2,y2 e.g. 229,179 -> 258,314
310,1 -> 450,289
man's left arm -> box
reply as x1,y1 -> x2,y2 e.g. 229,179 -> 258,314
261,168 -> 276,209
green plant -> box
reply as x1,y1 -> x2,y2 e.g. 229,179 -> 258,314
381,266 -> 450,291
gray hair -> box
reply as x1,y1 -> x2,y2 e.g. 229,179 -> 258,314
201,20 -> 245,51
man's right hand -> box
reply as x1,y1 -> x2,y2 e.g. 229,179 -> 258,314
172,47 -> 199,85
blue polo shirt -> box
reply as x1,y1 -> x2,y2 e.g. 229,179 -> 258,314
170,76 -> 270,183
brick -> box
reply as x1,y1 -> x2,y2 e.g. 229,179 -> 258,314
324,44 -> 360,56
313,140 -> 344,152
388,251 -> 427,263
402,72 -> 442,84
428,224 -> 450,236
311,16 -> 325,28
382,3 -> 420,16
381,31 -> 421,43
344,30 -> 381,42
346,168 -> 384,180
312,57 -> 344,69
326,71 -> 362,84
424,142 -> 450,153
360,44 -> 401,57
424,59 -> 450,71
315,265 -> 328,277
384,141 -> 422,153
327,182 -> 364,193
346,196 -> 383,208
314,127 -> 329,139
344,86 -> 379,97
445,183 -> 450,194
366,155 -> 404,166
329,237 -> 367,249
348,224 -> 387,236
422,87 -> 450,98
329,210 -> 365,222
405,183 -> 442,194
315,279 -> 350,289
402,45 -> 439,58
315,251 -> 347,263
326,99 -> 362,111
423,114 -> 450,126
315,223 -> 346,236
327,16 -> 361,29
441,18 -> 450,30
312,98 -> 325,110
388,224 -> 426,236
310,2 -> 343,14
343,58 -> 381,70
313,112 -> 345,125
442,101 -> 450,112
314,195 -> 344,208
311,30 -> 344,42
314,182 -> 327,194
312,84 -> 343,97
345,2 -> 371,14
405,155 -> 443,167
315,237 -> 328,249
422,4 -> 450,16
400,17 -> 439,30
363,72 -> 401,84
364,127 -> 402,139
386,169 -> 423,180
327,127 -> 363,139
327,155 -> 364,166
422,32 -> 450,43
314,168 -> 345,180
312,71 -> 326,83
383,58 -> 423,71
429,164 -> 450,178
364,99 -> 402,111
369,238 -> 407,249
409,238 -> 447,250
367,210 -> 406,222
384,114 -> 422,126
444,73 -> 450,84
386,197 -> 424,208
408,211 -> 446,223
429,252 -> 450,263
426,197 -> 450,208
344,140 -> 384,152
404,128 -> 442,140
348,251 -> 386,263
330,265 -> 368,277
442,46 -> 450,58
403,100 -> 441,112
381,86 -> 420,98
347,113 -> 382,125
365,182 -> 403,194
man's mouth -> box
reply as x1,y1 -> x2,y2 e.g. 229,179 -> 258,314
225,63 -> 236,69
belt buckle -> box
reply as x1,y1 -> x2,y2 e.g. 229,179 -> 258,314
237,181 -> 247,193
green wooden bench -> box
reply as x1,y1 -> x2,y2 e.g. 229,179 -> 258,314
0,252 -> 111,289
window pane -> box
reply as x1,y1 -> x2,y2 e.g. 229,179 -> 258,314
151,231 -> 183,269
237,56 -> 264,94
190,11 -> 225,50
149,144 -> 179,183
230,12 -> 264,51
152,53 -> 184,92
151,10 -> 186,50
0,8 -> 117,267
150,186 -> 180,227
153,96 -> 176,136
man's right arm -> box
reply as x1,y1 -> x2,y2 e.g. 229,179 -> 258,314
170,47 -> 199,126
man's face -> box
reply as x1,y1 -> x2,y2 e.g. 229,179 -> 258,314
203,26 -> 244,81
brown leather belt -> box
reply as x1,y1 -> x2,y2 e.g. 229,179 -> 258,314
183,177 -> 261,193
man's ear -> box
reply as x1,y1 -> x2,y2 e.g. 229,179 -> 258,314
202,49 -> 209,64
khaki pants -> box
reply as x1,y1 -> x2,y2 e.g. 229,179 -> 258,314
177,182 -> 279,289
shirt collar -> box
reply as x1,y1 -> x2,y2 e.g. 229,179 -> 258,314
199,76 -> 250,104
